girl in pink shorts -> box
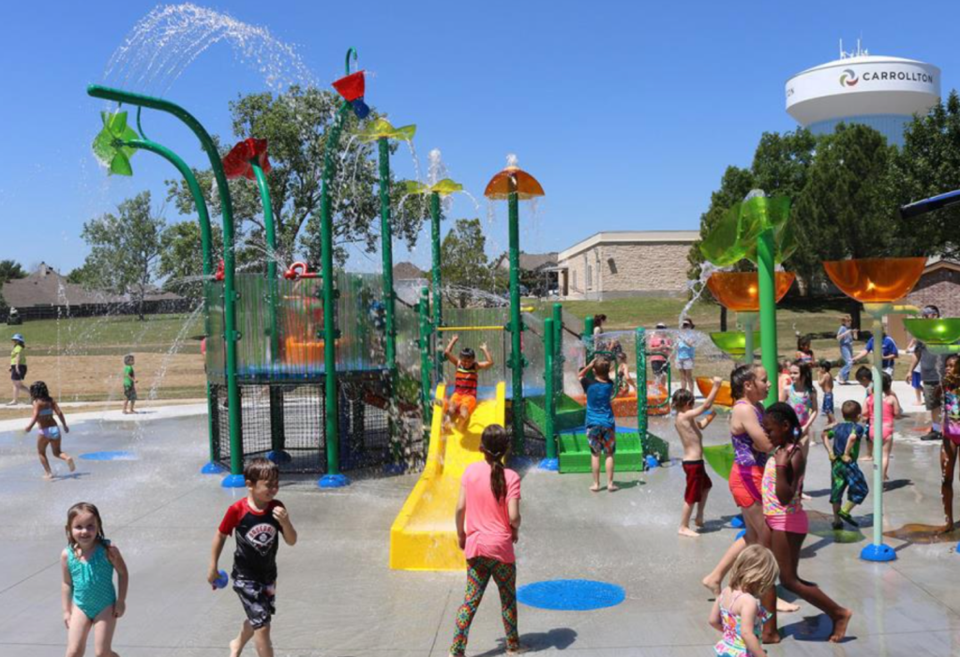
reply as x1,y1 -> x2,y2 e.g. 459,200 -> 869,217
762,403 -> 852,644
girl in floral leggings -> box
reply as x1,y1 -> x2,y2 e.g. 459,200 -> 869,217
450,425 -> 524,656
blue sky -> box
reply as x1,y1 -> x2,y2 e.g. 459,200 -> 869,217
3,0 -> 959,275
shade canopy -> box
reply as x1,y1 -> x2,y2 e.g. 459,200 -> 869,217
706,271 -> 795,312
484,166 -> 544,200
822,258 -> 926,303
699,195 -> 795,267
903,318 -> 960,345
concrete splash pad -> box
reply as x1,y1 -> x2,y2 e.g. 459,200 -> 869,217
1,412 -> 960,655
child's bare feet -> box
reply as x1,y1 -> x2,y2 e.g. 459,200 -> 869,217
694,516 -> 705,528
506,645 -> 529,655
43,472 -> 55,481
589,484 -> 601,492
67,457 -> 76,473
777,598 -> 800,613
762,630 -> 782,644
607,484 -> 620,492
678,526 -> 699,537
701,575 -> 721,595
829,608 -> 853,642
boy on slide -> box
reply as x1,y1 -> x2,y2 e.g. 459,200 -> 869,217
443,335 -> 494,430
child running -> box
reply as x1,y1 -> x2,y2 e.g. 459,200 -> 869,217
579,356 -> 619,492
61,502 -> 129,657
672,377 -> 722,537
24,381 -> 74,480
450,425 -> 523,657
708,545 -> 778,657
122,354 -> 138,414
939,354 -> 960,531
443,336 -> 494,430
209,458 -> 298,657
818,360 -> 835,424
865,373 -> 901,481
822,400 -> 869,529
761,402 -> 852,642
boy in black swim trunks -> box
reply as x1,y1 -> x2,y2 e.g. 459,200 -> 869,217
209,458 -> 298,656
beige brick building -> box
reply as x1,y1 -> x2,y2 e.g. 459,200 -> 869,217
556,231 -> 699,300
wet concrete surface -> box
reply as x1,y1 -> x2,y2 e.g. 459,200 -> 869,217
1,405 -> 959,656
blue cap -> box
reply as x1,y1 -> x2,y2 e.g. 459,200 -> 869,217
11,333 -> 24,342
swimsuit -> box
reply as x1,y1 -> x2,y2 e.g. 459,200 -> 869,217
943,387 -> 960,446
39,426 -> 61,440
865,394 -> 896,441
786,384 -> 813,426
762,445 -> 809,534
682,459 -> 712,504
67,543 -> 116,620
822,391 -> 834,415
714,590 -> 770,656
828,423 -> 868,505
728,401 -> 766,508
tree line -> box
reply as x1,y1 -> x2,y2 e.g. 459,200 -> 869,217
689,90 -> 960,293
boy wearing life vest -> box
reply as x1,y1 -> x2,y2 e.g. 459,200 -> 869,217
443,335 -> 494,430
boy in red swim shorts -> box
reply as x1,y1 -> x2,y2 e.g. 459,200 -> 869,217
442,335 -> 494,430
672,377 -> 722,537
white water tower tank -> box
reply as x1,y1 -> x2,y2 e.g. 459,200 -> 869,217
786,53 -> 940,146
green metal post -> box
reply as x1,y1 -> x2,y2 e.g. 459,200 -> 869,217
635,327 -> 648,442
87,84 -> 244,485
507,189 -> 525,452
120,137 -> 219,470
584,316 -> 595,361
378,138 -> 398,378
756,229 -> 778,407
552,302 -> 563,404
250,161 -> 285,459
430,191 -> 444,380
318,101 -> 352,485
541,318 -> 558,469
741,312 -> 758,365
418,287 -> 434,428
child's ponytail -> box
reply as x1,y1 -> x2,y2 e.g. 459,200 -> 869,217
480,425 -> 510,502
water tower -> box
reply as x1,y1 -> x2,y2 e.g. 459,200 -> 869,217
786,41 -> 940,146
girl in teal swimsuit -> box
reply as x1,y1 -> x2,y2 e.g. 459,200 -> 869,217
61,502 -> 128,657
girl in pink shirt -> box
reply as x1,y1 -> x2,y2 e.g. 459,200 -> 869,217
450,425 -> 523,657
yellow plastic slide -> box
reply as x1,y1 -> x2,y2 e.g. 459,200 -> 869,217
390,382 -> 506,571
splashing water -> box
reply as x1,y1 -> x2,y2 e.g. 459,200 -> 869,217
506,153 -> 519,169
104,3 -> 317,96
678,260 -> 725,327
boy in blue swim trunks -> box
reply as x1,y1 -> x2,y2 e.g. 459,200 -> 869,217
822,400 -> 869,529
209,458 -> 299,657
579,356 -> 618,492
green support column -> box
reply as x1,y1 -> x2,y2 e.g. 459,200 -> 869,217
756,229 -> 778,407
635,327 -> 648,441
87,84 -> 245,487
507,190 -> 525,452
250,161 -> 287,462
418,287 -> 434,430
120,137 -> 220,473
584,316 -> 595,362
430,192 -> 444,380
317,100 -> 352,488
539,318 -> 558,470
378,138 -> 398,378
740,312 -> 758,365
552,302 -> 563,404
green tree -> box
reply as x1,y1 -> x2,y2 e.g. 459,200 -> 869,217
0,259 -> 27,313
440,218 -> 503,308
158,221 -> 224,301
80,191 -> 166,320
892,90 -> 960,259
790,123 -> 900,287
166,85 -> 428,269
